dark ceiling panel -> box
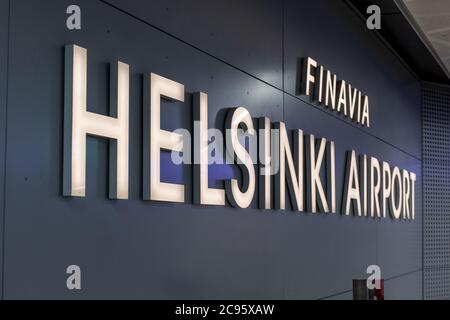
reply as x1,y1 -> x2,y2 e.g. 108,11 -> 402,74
347,0 -> 450,84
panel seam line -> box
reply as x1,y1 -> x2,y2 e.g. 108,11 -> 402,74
97,0 -> 421,162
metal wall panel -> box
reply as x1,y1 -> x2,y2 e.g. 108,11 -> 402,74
103,0 -> 283,88
383,270 -> 422,300
284,0 -> 422,159
283,94 -> 422,298
4,0 -> 284,299
1,0 -> 423,299
423,83 -> 450,299
283,0 -> 423,297
0,0 -> 10,299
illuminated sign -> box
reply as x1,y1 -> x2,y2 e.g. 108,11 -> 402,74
300,57 -> 370,127
63,44 -> 416,220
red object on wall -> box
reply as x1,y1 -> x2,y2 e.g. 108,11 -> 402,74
375,279 -> 384,300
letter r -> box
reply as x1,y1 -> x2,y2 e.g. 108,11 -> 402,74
63,44 -> 129,199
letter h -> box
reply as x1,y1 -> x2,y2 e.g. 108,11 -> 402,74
63,44 -> 129,199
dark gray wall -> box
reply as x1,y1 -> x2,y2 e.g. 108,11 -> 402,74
423,82 -> 450,300
0,0 -> 422,299
0,0 -> 10,299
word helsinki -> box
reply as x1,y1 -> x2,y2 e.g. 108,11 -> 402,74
63,44 -> 416,220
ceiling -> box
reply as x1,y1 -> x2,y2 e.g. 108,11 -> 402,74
399,0 -> 450,79
347,0 -> 450,84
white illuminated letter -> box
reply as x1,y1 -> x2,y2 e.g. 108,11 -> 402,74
63,44 -> 129,199
314,65 -> 324,103
360,154 -> 368,216
347,84 -> 358,121
143,73 -> 185,202
324,70 -> 336,110
301,57 -> 317,97
402,169 -> 411,219
258,117 -> 272,209
410,172 -> 416,220
225,107 -> 256,208
193,92 -> 225,205
336,80 -> 347,116
369,156 -> 381,217
306,135 -> 329,213
356,91 -> 362,123
390,167 -> 402,219
327,140 -> 336,213
274,123 -> 304,211
343,150 -> 361,216
381,162 -> 391,218
361,95 -> 370,127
